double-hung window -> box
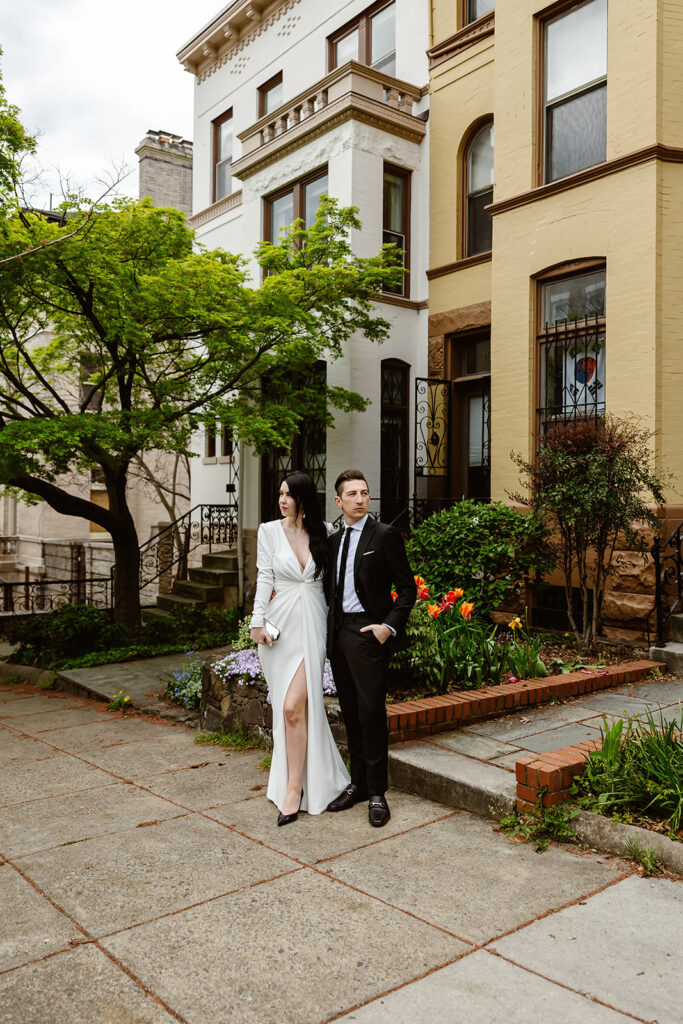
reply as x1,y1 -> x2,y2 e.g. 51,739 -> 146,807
543,0 -> 607,183
329,2 -> 396,77
465,0 -> 494,25
258,72 -> 283,117
265,168 -> 329,241
383,163 -> 410,297
212,110 -> 233,202
538,267 -> 606,432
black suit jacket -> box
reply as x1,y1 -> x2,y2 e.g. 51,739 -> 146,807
326,517 -> 417,655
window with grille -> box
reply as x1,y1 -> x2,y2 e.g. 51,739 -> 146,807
538,268 -> 606,432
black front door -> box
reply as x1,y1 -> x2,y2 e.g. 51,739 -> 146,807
380,360 -> 409,522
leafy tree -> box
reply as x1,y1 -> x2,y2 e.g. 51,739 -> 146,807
511,416 -> 668,652
0,195 -> 401,626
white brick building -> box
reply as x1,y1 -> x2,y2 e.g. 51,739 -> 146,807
178,0 -> 430,538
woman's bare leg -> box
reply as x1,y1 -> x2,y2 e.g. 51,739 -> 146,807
282,660 -> 308,814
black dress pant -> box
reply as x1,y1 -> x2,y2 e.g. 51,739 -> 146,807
330,614 -> 390,797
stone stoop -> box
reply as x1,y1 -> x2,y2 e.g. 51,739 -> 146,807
156,550 -> 238,613
650,613 -> 683,675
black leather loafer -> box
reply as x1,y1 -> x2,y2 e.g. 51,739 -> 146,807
368,795 -> 391,828
326,784 -> 367,812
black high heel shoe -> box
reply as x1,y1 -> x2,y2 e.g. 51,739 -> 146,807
277,789 -> 303,827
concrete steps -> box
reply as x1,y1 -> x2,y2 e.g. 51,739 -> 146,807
154,547 -> 238,613
650,614 -> 683,674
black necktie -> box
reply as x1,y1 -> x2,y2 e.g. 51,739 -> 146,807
335,526 -> 352,619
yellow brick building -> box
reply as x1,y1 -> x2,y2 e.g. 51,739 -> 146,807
424,0 -> 683,635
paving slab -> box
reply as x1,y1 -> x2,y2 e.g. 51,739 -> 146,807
140,751 -> 270,811
0,944 -> 177,1024
210,788 -> 453,865
102,868 -> 466,1024
427,731 -> 521,760
16,812 -> 296,935
489,749 -> 536,770
0,694 -> 89,718
27,716 -> 179,754
335,948 -> 634,1023
0,863 -> 83,971
321,812 -> 622,945
519,722 -> 605,753
0,782 -> 186,858
0,755 -> 115,808
571,692 -> 660,716
617,679 -> 683,703
75,729 -> 230,779
466,703 -> 603,741
0,726 -> 60,769
2,705 -> 114,735
490,876 -> 683,1024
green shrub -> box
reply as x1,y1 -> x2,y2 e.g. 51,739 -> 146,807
6,604 -> 131,666
406,501 -> 553,615
573,710 -> 683,834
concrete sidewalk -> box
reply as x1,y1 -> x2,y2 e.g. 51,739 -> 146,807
1,681 -> 681,1023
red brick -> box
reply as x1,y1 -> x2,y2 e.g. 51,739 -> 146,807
538,766 -> 564,791
540,790 -> 571,808
517,798 -> 536,812
515,758 -> 534,783
517,782 -> 539,804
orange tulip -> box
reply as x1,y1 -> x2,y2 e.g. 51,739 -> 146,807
446,588 -> 464,602
391,590 -> 398,602
460,601 -> 475,620
427,603 -> 442,618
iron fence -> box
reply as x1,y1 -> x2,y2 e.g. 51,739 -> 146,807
649,520 -> 683,647
0,576 -> 112,616
137,503 -> 238,595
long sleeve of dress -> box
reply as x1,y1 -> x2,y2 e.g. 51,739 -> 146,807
250,524 -> 275,628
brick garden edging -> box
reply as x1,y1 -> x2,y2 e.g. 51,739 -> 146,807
515,738 -> 603,810
386,659 -> 664,745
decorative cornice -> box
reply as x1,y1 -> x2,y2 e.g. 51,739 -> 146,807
177,0 -> 302,83
190,190 -> 243,228
427,250 -> 491,280
488,144 -> 683,217
428,13 -> 495,70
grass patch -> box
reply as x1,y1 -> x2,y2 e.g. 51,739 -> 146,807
0,675 -> 22,686
625,838 -> 662,876
572,709 -> 683,838
259,754 -> 272,771
58,837 -> 91,847
499,795 -> 580,853
194,725 -> 270,752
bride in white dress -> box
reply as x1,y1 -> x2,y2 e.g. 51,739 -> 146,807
250,471 -> 350,824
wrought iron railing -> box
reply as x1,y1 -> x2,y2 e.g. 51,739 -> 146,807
415,377 -> 450,480
649,520 -> 683,647
0,576 -> 112,615
137,503 -> 238,595
537,315 -> 606,433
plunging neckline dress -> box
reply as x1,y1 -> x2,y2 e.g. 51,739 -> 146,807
250,520 -> 350,814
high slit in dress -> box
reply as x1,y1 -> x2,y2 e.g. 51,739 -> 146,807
250,520 -> 350,814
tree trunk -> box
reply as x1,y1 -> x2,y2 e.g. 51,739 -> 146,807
107,472 -> 142,629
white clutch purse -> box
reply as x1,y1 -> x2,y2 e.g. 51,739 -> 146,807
264,619 -> 280,643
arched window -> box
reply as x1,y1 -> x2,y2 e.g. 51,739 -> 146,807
465,121 -> 494,257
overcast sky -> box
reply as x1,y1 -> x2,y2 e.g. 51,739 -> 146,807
1,0 -> 226,207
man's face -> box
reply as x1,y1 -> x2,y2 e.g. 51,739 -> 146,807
335,478 -> 370,523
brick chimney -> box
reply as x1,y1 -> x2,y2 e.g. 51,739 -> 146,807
135,129 -> 193,215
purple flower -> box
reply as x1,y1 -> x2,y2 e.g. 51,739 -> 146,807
214,649 -> 263,684
322,659 -> 337,696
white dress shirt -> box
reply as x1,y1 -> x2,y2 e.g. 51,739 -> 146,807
336,515 -> 367,613
336,515 -> 396,635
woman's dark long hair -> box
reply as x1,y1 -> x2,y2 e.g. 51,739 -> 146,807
281,471 -> 329,579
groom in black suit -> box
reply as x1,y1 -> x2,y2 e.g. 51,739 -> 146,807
326,469 -> 417,826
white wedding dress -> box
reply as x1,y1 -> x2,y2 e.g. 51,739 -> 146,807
250,519 -> 350,814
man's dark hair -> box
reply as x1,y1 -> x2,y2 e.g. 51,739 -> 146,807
334,469 -> 369,496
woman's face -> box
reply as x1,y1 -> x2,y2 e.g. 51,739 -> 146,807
278,481 -> 297,519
